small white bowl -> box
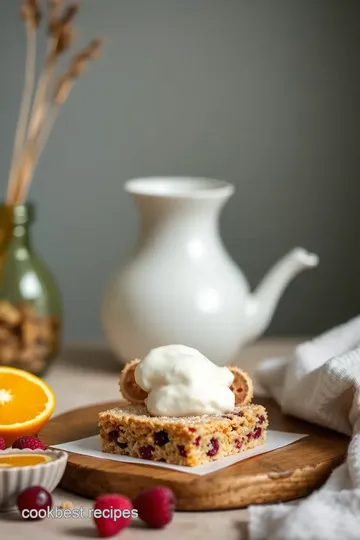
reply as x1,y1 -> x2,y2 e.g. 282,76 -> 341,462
0,448 -> 68,510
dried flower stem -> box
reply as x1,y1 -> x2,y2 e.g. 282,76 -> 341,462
48,0 -> 61,31
24,41 -> 57,152
6,1 -> 102,204
6,22 -> 36,204
15,106 -> 60,203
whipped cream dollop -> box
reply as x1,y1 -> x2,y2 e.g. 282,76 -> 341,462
134,344 -> 235,417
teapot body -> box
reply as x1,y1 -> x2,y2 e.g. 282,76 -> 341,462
102,178 -> 251,366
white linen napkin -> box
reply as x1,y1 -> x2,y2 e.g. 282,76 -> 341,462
248,316 -> 360,540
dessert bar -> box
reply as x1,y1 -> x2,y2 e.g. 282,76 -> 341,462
99,403 -> 268,467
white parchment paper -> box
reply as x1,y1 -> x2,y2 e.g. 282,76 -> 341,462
51,430 -> 306,476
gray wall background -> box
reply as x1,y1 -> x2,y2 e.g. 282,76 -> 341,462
0,0 -> 359,344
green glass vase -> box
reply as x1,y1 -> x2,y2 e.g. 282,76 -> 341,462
0,203 -> 62,376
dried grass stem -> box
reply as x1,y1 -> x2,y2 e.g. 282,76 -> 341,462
5,1 -> 103,204
6,21 -> 36,204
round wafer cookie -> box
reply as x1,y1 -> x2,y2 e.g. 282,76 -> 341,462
119,358 -> 148,403
228,366 -> 253,406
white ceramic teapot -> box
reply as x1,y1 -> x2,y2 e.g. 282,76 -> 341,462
102,177 -> 319,366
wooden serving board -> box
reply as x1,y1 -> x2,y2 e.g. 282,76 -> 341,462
40,398 -> 349,511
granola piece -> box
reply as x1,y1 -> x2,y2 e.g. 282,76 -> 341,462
22,318 -> 41,348
0,301 -> 22,326
60,501 -> 73,510
0,344 -> 19,364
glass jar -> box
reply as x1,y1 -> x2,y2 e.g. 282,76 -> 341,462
0,203 -> 62,376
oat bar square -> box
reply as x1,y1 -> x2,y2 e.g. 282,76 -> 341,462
99,403 -> 268,467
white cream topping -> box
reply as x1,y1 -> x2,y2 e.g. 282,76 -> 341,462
134,344 -> 235,417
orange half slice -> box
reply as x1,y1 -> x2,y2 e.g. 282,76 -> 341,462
0,366 -> 55,446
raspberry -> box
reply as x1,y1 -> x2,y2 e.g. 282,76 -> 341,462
235,439 -> 242,449
206,438 -> 219,457
193,436 -> 201,447
12,436 -> 46,451
177,445 -> 187,457
17,486 -> 53,520
117,442 -> 127,449
248,426 -> 262,440
154,430 -> 169,447
0,436 -> 5,450
134,486 -> 175,528
93,494 -> 133,538
257,415 -> 265,424
253,427 -> 262,439
139,446 -> 154,460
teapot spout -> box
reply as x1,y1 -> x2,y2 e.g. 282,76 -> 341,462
245,248 -> 319,343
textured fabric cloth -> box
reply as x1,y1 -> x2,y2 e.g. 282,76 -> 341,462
248,316 -> 360,540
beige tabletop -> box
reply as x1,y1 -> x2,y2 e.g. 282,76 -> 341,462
1,338 -> 302,540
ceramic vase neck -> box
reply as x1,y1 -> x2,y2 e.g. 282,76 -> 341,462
137,196 -> 226,237
126,177 -> 234,245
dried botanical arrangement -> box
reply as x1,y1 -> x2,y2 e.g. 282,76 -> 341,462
0,1 -> 102,375
6,0 -> 103,205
